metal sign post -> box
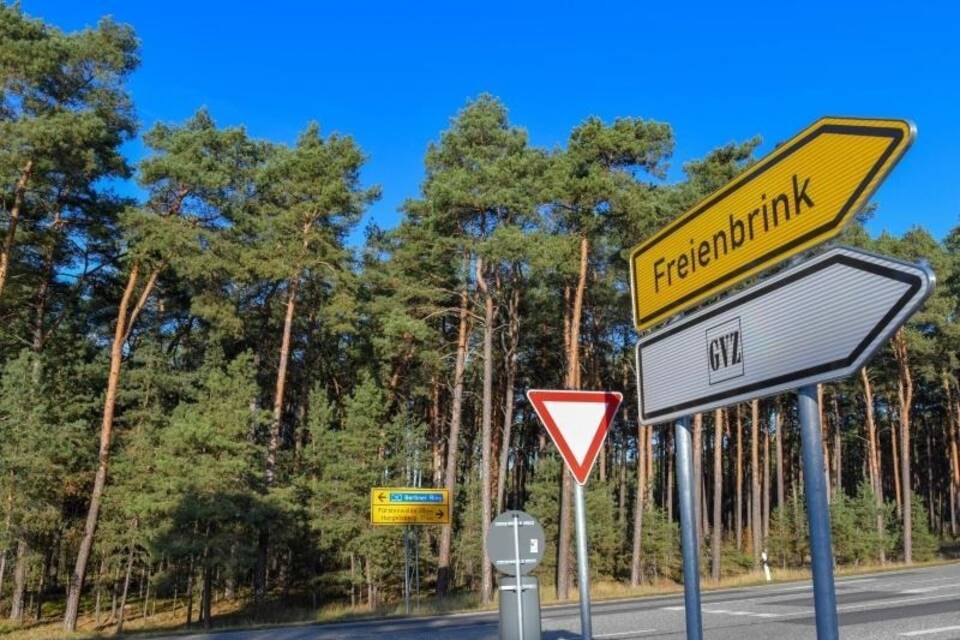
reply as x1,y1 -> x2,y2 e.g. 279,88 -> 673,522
526,389 -> 623,639
512,513 -> 525,640
403,525 -> 411,614
573,482 -> 592,639
798,385 -> 839,639
674,416 -> 703,640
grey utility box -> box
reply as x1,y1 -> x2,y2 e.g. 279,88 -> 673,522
497,575 -> 541,640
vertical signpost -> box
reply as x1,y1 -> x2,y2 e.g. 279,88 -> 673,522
486,510 -> 546,640
370,487 -> 451,615
527,390 -> 623,640
626,117 -> 923,640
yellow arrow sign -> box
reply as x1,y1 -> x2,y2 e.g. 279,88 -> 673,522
370,487 -> 450,526
628,117 -> 914,331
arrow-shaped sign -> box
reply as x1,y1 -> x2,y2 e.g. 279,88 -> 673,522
636,247 -> 934,424
527,390 -> 623,485
628,117 -> 914,331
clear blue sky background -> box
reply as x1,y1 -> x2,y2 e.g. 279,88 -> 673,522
26,1 -> 960,245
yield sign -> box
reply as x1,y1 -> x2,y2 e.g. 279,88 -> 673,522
527,390 -> 623,485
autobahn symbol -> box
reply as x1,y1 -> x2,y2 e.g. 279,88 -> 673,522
635,246 -> 934,424
628,117 -> 914,331
369,487 -> 450,525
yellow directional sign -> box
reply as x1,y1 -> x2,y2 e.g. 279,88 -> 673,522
370,487 -> 450,526
628,117 -> 914,331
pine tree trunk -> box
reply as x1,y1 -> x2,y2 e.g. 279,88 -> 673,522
350,553 -> 356,608
496,287 -> 520,514
711,408 -> 723,581
94,557 -> 105,626
773,406 -> 786,568
736,405 -> 743,551
110,563 -> 119,622
437,266 -> 471,597
557,235 -> 588,601
630,419 -> 647,586
143,563 -> 152,620
893,329 -> 913,564
201,564 -> 213,629
34,543 -> 51,622
267,276 -> 299,485
9,539 -> 27,623
64,263 -> 158,632
0,160 -> 33,300
833,393 -> 842,495
751,399 -> 761,565
666,428 -> 674,524
692,413 -> 703,545
926,431 -> 935,531
115,545 -> 135,634
861,367 -> 887,561
185,562 -> 195,627
892,416 -> 903,518
763,418 -> 770,542
774,406 -> 784,518
945,378 -> 960,538
617,448 -> 627,527
477,258 -> 495,604
431,378 -> 443,488
0,546 -> 7,614
647,423 -> 655,505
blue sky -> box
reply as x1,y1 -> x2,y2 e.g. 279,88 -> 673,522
27,1 -> 960,245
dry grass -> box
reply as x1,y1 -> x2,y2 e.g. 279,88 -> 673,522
0,558 -> 955,638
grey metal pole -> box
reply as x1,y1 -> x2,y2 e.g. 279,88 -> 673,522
573,481 -> 592,639
798,385 -> 839,640
675,416 -> 703,640
512,514 -> 525,640
404,525 -> 411,615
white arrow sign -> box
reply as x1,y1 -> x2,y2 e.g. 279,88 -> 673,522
636,246 -> 934,424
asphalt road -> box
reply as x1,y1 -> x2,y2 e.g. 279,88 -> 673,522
162,562 -> 960,640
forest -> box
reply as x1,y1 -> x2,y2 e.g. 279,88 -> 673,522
0,4 -> 958,635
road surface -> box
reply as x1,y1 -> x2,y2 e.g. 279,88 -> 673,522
162,562 -> 960,639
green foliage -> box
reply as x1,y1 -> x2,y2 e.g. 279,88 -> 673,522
585,479 -> 622,579
637,507 -> 679,582
768,499 -> 808,567
525,455 -> 562,583
900,499 -> 940,562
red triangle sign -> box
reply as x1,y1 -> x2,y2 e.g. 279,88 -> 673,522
527,389 -> 623,485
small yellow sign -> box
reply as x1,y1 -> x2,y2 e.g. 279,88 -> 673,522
370,487 -> 450,526
628,117 -> 914,331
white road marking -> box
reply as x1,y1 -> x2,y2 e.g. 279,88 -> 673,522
900,626 -> 960,637
594,630 -> 657,638
900,585 -> 953,594
837,591 -> 960,612
661,605 -> 781,618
